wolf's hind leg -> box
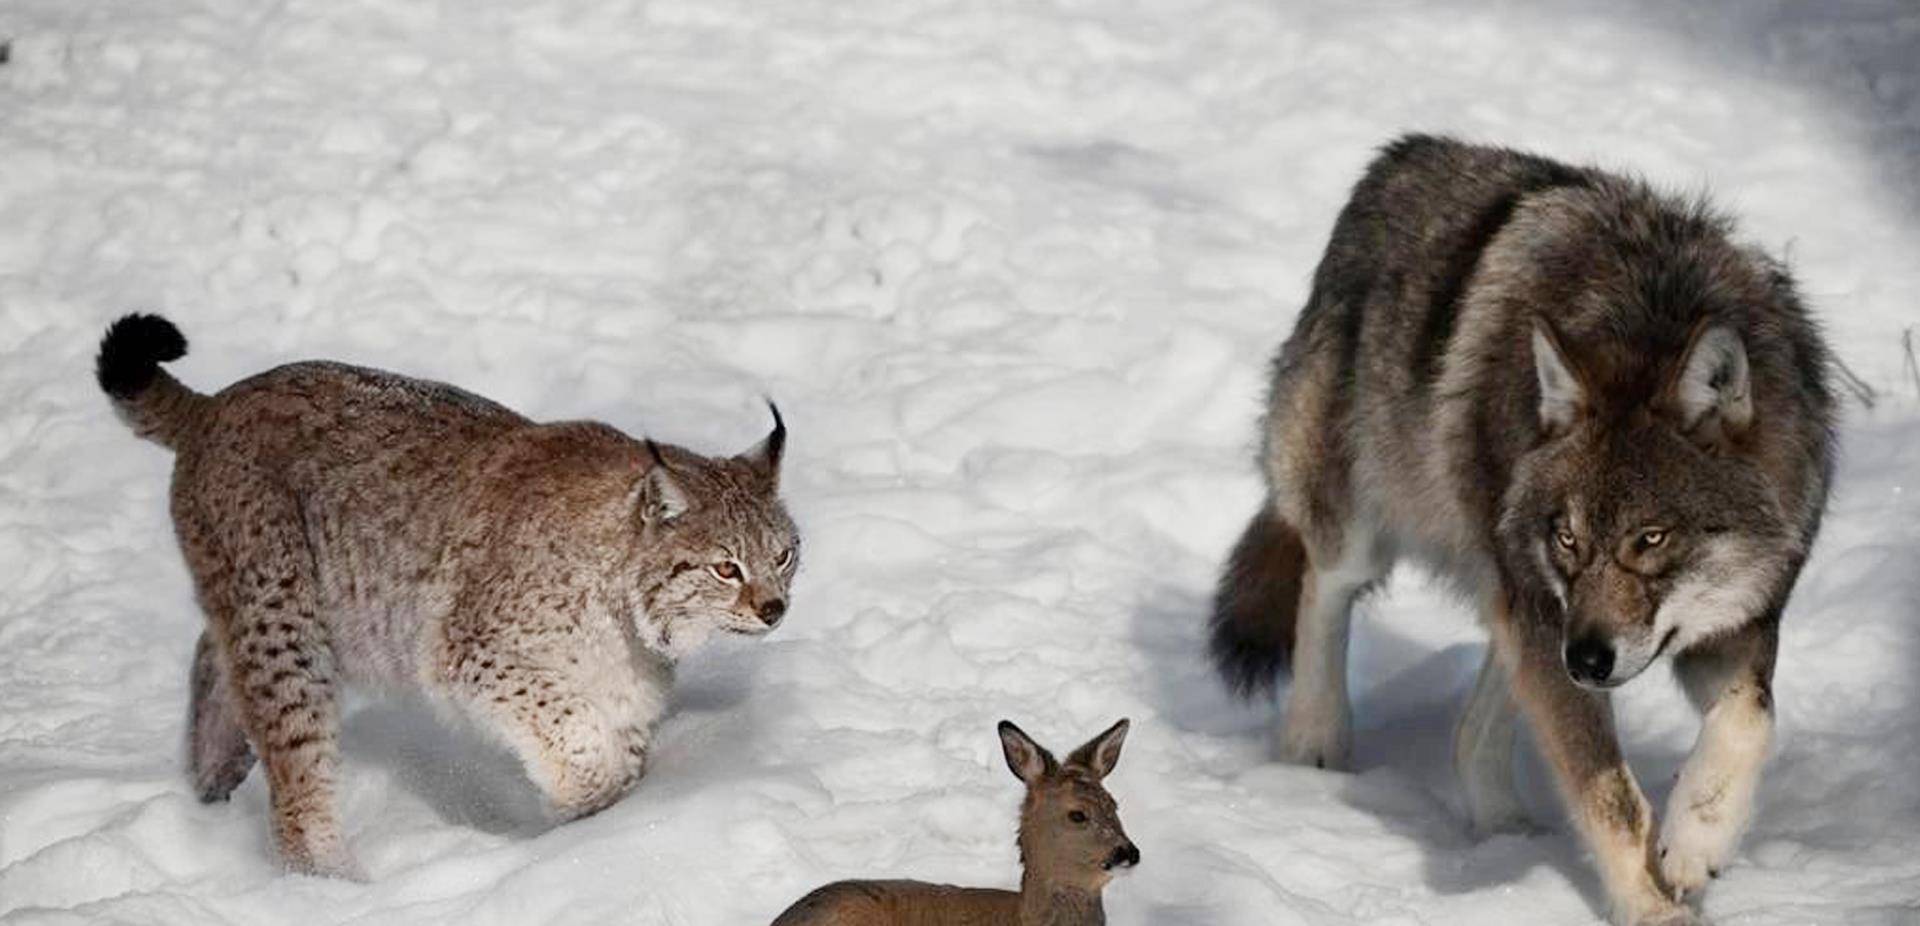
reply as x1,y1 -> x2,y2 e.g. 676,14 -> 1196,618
188,630 -> 257,802
1278,529 -> 1384,771
1453,649 -> 1529,834
1659,621 -> 1776,898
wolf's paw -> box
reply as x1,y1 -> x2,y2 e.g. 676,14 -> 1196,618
1275,703 -> 1351,771
1658,795 -> 1741,898
1465,799 -> 1534,837
1658,810 -> 1735,895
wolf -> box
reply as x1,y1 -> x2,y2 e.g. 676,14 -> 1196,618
98,313 -> 799,878
1210,136 -> 1835,925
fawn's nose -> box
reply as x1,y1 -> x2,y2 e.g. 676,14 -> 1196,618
756,598 -> 787,626
1564,635 -> 1615,686
1105,843 -> 1140,870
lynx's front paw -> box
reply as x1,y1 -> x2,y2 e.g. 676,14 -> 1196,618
1630,903 -> 1703,926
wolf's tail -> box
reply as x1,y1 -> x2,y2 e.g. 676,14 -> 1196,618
96,313 -> 207,449
1209,505 -> 1307,697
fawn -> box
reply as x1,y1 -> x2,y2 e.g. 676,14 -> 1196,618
772,719 -> 1139,926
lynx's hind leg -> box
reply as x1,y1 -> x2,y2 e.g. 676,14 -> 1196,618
188,630 -> 257,802
179,484 -> 357,879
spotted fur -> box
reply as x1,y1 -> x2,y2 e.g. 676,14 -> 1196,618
98,314 -> 798,877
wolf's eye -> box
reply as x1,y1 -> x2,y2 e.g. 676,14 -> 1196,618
1639,529 -> 1667,549
1554,527 -> 1577,551
710,561 -> 742,581
1068,810 -> 1088,824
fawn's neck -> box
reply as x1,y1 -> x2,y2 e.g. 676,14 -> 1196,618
1017,871 -> 1105,926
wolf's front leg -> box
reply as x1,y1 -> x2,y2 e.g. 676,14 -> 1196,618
1661,623 -> 1776,899
1491,599 -> 1695,926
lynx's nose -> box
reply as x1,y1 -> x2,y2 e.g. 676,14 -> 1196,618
1564,636 -> 1615,686
756,598 -> 787,626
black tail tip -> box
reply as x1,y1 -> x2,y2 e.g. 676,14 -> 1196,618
97,313 -> 188,399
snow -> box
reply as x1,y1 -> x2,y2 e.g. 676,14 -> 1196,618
2,1 -> 1917,923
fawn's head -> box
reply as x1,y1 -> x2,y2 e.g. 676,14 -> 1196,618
998,718 -> 1139,891
633,403 -> 798,653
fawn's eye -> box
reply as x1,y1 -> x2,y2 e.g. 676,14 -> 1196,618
1638,528 -> 1667,549
710,561 -> 742,581
1068,810 -> 1088,824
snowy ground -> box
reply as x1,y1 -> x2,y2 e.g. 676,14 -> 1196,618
2,1 -> 1917,923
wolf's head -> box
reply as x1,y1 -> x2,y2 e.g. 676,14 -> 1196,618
1498,318 -> 1797,689
632,404 -> 799,657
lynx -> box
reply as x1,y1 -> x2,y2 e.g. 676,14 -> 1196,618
98,313 -> 800,878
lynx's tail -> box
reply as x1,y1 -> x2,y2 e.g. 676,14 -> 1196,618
1209,504 -> 1307,697
96,313 -> 208,449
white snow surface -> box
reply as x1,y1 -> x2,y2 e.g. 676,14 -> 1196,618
2,1 -> 1917,924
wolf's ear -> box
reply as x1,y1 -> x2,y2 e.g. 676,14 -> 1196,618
1531,319 -> 1587,434
1065,718 -> 1130,780
1666,324 -> 1752,436
738,400 -> 785,486
998,720 -> 1057,785
639,441 -> 692,525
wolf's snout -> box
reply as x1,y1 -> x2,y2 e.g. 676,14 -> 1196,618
1564,636 -> 1615,686
1105,843 -> 1140,870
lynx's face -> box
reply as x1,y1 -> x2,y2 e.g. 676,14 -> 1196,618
633,408 -> 797,655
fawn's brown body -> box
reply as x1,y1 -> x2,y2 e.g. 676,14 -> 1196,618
772,720 -> 1138,926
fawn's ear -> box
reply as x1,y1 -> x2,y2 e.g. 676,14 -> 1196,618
1662,323 -> 1753,438
738,400 -> 786,486
1065,718 -> 1130,780
1531,318 -> 1588,435
998,720 -> 1056,784
638,441 -> 691,525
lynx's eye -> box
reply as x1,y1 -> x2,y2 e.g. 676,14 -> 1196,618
775,548 -> 794,570
1638,528 -> 1667,549
1068,810 -> 1088,825
710,561 -> 743,582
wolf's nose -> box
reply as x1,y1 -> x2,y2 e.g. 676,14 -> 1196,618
1564,637 -> 1614,685
757,598 -> 787,626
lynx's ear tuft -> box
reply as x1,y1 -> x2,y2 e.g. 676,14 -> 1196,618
1531,318 -> 1587,435
640,440 -> 691,524
1666,323 -> 1753,437
740,399 -> 786,484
